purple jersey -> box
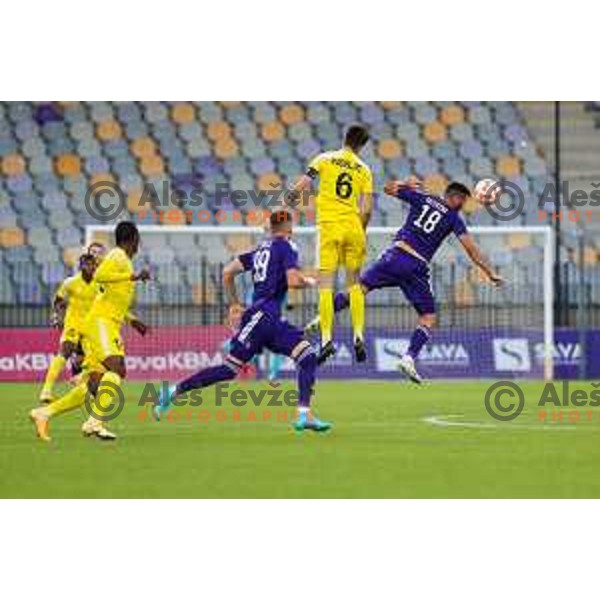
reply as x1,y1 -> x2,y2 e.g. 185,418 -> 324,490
238,236 -> 299,316
393,188 -> 468,262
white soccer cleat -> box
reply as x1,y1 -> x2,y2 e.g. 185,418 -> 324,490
397,355 -> 423,384
81,417 -> 117,441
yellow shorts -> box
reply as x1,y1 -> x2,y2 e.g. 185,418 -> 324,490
82,316 -> 124,372
60,325 -> 83,346
318,221 -> 366,272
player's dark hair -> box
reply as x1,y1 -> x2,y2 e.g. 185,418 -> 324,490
270,210 -> 292,229
344,124 -> 370,151
445,181 -> 471,198
115,221 -> 139,246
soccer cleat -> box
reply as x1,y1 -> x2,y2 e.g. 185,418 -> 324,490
154,384 -> 176,421
30,409 -> 51,442
397,354 -> 423,384
39,391 -> 53,405
303,315 -> 321,337
354,338 -> 367,363
81,417 -> 117,441
292,411 -> 332,433
317,340 -> 336,365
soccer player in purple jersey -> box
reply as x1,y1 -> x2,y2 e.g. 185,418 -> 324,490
155,210 -> 331,432
306,179 -> 503,383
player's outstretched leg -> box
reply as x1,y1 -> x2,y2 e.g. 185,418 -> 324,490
30,380 -> 89,442
154,360 -> 238,420
348,282 -> 367,363
398,317 -> 435,384
291,343 -> 331,432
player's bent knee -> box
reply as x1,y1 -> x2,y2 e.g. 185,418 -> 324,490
293,342 -> 317,371
103,356 -> 126,379
223,355 -> 245,379
419,314 -> 437,329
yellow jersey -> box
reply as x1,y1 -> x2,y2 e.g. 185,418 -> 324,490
307,147 -> 373,225
89,247 -> 135,324
55,272 -> 101,332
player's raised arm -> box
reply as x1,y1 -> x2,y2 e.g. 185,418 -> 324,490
384,177 -> 423,202
458,233 -> 504,286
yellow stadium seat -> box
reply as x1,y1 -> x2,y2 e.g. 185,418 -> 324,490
378,139 -> 403,160
463,196 -> 479,216
261,121 -> 285,142
96,120 -> 122,141
423,174 -> 448,196
214,138 -> 238,159
279,104 -> 305,126
379,101 -> 403,109
497,155 -> 521,178
172,103 -> 196,124
226,233 -> 253,254
257,172 -> 282,191
0,227 -> 25,247
192,283 -> 217,305
455,280 -> 475,306
1,154 -> 26,176
55,154 -> 82,176
423,121 -> 448,144
508,232 -> 531,249
90,173 -> 116,187
584,247 -> 598,265
140,155 -> 165,177
127,189 -> 144,213
130,137 -> 157,159
207,121 -> 232,142
63,247 -> 81,267
440,105 -> 465,126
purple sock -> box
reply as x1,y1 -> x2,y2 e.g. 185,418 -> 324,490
296,348 -> 317,408
334,292 -> 350,313
176,364 -> 236,395
407,325 -> 431,359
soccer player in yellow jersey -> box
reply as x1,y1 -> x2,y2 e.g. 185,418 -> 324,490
288,125 -> 373,364
39,251 -> 101,403
30,222 -> 150,442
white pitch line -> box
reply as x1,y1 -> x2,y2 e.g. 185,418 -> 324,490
422,415 -> 597,432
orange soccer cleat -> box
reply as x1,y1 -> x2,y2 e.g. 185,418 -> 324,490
30,409 -> 51,442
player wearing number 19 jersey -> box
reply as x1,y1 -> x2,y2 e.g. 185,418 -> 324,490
156,210 -> 331,432
307,180 -> 503,383
288,125 -> 374,366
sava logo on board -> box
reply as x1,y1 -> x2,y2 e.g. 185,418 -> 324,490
374,338 -> 470,371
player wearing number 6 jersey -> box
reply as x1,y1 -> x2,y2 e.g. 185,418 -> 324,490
288,125 -> 374,365
305,180 -> 504,383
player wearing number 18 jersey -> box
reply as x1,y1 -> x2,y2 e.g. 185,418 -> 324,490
288,125 -> 374,365
306,180 -> 503,383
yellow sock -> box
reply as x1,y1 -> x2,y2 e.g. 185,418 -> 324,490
95,371 -> 122,413
42,355 -> 66,395
46,382 -> 88,418
319,288 -> 334,344
349,284 -> 365,341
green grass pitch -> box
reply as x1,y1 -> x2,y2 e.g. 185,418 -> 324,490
2,379 -> 600,498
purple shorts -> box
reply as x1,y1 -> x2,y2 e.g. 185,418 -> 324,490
360,246 -> 435,315
228,308 -> 304,364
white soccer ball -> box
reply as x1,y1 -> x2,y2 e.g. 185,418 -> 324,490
474,179 -> 500,205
